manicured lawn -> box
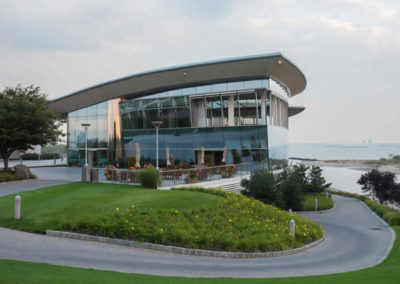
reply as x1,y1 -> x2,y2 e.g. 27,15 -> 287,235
0,182 -> 220,233
0,184 -> 323,252
0,226 -> 399,283
303,192 -> 333,211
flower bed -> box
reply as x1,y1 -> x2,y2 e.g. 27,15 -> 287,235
62,187 -> 323,252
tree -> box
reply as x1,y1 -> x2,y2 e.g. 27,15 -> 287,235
240,168 -> 278,205
357,169 -> 398,204
307,166 -> 331,193
0,85 -> 63,170
278,174 -> 304,211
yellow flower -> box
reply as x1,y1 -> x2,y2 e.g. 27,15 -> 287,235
131,226 -> 135,231
160,228 -> 164,233
131,204 -> 135,209
116,208 -> 119,212
228,219 -> 232,222
125,220 -> 128,223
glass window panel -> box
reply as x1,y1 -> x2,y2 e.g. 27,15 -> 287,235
174,96 -> 188,106
87,104 -> 97,116
169,89 -> 182,96
206,96 -> 222,126
181,87 -> 196,95
97,101 -> 108,115
211,83 -> 227,92
207,127 -> 224,148
227,81 -> 245,91
87,117 -> 98,148
196,85 -> 212,94
77,107 -> 88,117
245,80 -> 263,89
223,127 -> 242,149
160,97 -> 174,108
143,99 -> 159,109
98,115 -> 108,148
131,110 -> 144,129
161,108 -> 176,128
143,109 -> 160,129
69,110 -> 79,117
176,107 -> 190,127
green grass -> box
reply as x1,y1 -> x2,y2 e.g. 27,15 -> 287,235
0,182 -> 220,233
63,187 -> 323,252
0,183 -> 322,252
303,192 -> 333,211
0,226 -> 398,283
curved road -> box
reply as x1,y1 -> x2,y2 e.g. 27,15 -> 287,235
0,195 -> 395,278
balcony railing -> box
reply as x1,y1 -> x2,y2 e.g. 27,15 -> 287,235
90,162 -> 267,187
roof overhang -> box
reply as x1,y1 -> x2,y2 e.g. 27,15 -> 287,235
48,53 -> 306,114
288,106 -> 305,117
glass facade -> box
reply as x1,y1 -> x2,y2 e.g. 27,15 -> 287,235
67,78 -> 290,169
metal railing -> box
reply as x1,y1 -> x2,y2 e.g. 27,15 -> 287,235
90,162 -> 267,187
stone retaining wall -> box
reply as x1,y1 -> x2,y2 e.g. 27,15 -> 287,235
46,230 -> 324,258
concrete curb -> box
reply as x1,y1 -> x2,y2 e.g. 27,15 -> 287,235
46,230 -> 324,258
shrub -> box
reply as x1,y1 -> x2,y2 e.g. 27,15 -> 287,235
358,170 -> 399,204
128,156 -> 136,168
307,166 -> 331,193
0,171 -> 16,182
21,153 -> 40,160
40,153 -> 60,160
383,211 -> 400,226
240,168 -> 278,205
138,168 -> 161,189
279,175 -> 304,211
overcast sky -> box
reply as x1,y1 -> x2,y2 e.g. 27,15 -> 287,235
1,0 -> 399,144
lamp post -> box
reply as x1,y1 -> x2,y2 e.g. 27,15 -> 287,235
81,123 -> 91,166
152,121 -> 163,169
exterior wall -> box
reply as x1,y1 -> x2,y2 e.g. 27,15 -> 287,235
66,78 -> 291,169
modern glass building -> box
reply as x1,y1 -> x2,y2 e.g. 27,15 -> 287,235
49,53 -> 306,169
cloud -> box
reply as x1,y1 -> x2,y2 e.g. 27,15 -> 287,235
0,0 -> 400,143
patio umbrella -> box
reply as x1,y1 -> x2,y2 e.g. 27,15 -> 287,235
200,146 -> 205,165
135,142 -> 141,168
221,146 -> 227,164
166,146 -> 171,166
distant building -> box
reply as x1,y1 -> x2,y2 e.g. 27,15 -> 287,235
48,53 -> 306,169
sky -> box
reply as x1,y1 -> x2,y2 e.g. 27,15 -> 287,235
0,0 -> 399,144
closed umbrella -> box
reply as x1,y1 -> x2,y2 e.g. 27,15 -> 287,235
166,146 -> 171,166
221,146 -> 227,164
135,142 -> 141,168
200,146 -> 205,165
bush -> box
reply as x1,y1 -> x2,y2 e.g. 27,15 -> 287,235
0,171 -> 16,182
279,175 -> 304,211
358,170 -> 399,204
40,153 -> 60,160
138,168 -> 161,189
307,166 -> 331,193
128,156 -> 136,168
383,211 -> 400,226
240,168 -> 278,205
21,153 -> 39,160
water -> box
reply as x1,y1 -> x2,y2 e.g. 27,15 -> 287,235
289,143 -> 400,160
321,166 -> 364,194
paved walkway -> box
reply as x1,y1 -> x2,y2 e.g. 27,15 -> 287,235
0,179 -> 70,197
0,195 -> 394,278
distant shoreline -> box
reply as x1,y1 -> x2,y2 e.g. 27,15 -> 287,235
290,158 -> 400,175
